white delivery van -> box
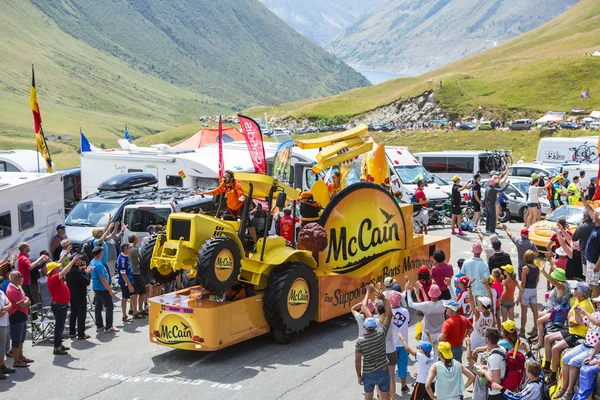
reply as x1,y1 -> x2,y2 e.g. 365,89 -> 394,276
414,151 -> 492,181
0,172 -> 64,258
536,136 -> 598,165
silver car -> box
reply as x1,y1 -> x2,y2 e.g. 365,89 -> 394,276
481,178 -> 550,221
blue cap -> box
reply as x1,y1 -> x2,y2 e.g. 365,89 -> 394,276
418,340 -> 433,354
443,300 -> 461,312
364,318 -> 377,330
392,284 -> 402,292
591,176 -> 597,181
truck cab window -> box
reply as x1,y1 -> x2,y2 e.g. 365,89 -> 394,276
18,201 -> 34,231
0,211 -> 11,238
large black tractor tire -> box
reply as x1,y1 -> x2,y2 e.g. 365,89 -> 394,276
196,236 -> 242,292
140,233 -> 178,284
263,263 -> 318,344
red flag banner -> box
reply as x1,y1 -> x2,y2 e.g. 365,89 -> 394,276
29,65 -> 53,172
218,116 -> 224,178
238,114 -> 267,174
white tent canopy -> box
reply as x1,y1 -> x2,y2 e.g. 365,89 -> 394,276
592,51 -> 600,57
536,112 -> 565,124
590,111 -> 600,119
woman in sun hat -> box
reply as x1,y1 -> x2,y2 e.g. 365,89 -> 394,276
407,282 -> 446,354
531,259 -> 571,349
425,342 -> 475,400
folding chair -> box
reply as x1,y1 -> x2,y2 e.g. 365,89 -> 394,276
30,303 -> 55,346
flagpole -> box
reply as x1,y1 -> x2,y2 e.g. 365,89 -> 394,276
36,147 -> 40,173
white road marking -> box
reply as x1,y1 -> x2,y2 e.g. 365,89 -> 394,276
99,373 -> 242,390
188,352 -> 216,368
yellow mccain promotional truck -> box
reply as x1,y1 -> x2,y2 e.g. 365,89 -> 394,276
142,172 -> 451,351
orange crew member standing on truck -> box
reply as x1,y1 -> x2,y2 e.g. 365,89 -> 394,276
197,170 -> 245,217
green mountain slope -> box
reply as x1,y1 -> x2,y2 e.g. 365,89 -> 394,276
328,0 -> 577,76
0,0 -> 214,168
31,0 -> 368,108
247,0 -> 600,122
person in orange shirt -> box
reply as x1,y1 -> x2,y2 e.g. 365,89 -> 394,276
197,170 -> 245,216
328,171 -> 341,199
197,170 -> 259,243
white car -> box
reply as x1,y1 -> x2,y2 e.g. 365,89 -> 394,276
481,177 -> 550,221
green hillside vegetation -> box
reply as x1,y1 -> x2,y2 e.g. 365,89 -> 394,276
0,0 -> 215,169
247,0 -> 600,122
32,0 -> 368,108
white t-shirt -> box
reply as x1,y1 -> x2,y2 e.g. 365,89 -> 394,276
487,347 -> 506,395
391,306 -> 411,348
0,290 -> 9,327
456,290 -> 473,321
377,318 -> 396,354
528,185 -> 539,204
354,312 -> 366,338
416,352 -> 435,383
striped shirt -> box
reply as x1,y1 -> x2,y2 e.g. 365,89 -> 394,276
355,325 -> 389,374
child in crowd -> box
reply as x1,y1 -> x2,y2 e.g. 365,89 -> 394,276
491,268 -> 503,327
397,331 -> 435,400
389,290 -> 411,394
500,264 -> 520,324
455,275 -> 473,322
516,250 -> 540,338
467,278 -> 494,349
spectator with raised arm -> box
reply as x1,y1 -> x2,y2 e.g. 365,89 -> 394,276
581,191 -> 600,298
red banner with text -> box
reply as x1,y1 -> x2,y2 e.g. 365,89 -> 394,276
238,115 -> 267,174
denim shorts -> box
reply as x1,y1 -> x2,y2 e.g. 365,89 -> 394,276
363,367 -> 390,393
562,343 -> 594,367
520,288 -> 538,306
10,320 -> 27,348
0,326 -> 8,353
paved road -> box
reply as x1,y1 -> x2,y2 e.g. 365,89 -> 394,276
0,222 -> 549,399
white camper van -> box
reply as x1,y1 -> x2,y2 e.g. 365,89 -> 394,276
536,136 -> 598,165
0,173 -> 64,258
80,140 -> 257,197
0,150 -> 52,172
414,150 -> 492,181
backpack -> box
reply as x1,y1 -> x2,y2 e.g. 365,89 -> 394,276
82,240 -> 94,262
541,379 -> 551,400
548,303 -> 570,325
490,347 -> 526,392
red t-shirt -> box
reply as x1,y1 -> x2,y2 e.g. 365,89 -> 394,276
279,215 -> 296,242
48,273 -> 70,303
550,231 -> 573,249
6,284 -> 29,316
415,188 -> 428,208
418,280 -> 432,302
442,315 -> 473,347
17,252 -> 32,285
431,263 -> 453,292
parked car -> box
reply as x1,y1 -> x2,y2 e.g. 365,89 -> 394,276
457,122 -> 476,130
478,121 -> 494,130
560,121 -> 582,130
590,122 -> 599,131
381,123 -> 396,132
508,163 -> 561,179
481,177 -> 550,221
509,119 -> 533,130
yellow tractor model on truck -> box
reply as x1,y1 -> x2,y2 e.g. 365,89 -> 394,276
142,173 -> 318,345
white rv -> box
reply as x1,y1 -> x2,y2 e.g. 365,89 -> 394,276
536,136 -> 598,165
0,173 -> 64,258
0,150 -> 52,172
80,140 -> 257,197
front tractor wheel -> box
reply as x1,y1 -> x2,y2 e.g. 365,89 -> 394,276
140,233 -> 178,284
263,263 -> 318,344
196,237 -> 242,292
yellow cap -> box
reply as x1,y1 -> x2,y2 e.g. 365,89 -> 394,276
502,320 -> 516,333
46,262 -> 60,274
501,264 -> 514,274
438,341 -> 453,360
452,175 -> 460,182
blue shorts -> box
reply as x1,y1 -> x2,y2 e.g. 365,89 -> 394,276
574,357 -> 600,400
396,346 -> 409,378
562,343 -> 594,367
363,367 -> 390,393
10,320 -> 27,348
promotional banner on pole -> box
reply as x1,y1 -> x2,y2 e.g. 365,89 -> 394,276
218,116 -> 224,178
272,140 -> 294,183
29,65 -> 53,172
238,114 -> 267,174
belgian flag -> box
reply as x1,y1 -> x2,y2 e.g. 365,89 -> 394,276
29,65 -> 53,172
